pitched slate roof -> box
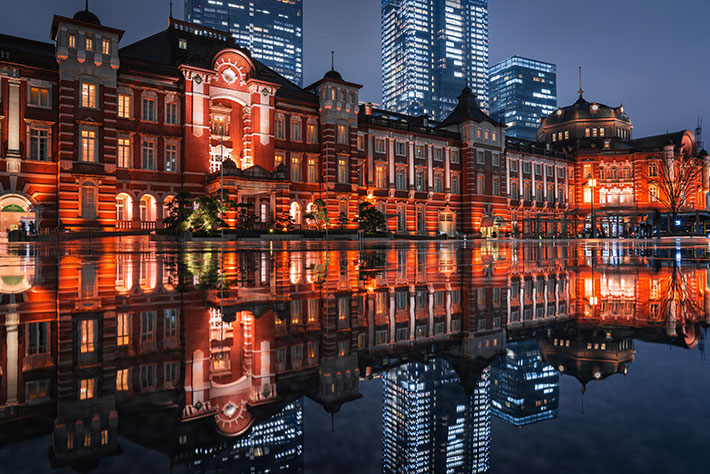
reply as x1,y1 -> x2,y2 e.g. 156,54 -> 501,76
119,19 -> 315,104
0,33 -> 57,71
438,87 -> 502,128
627,130 -> 688,152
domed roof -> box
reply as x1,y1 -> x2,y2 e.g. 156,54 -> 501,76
73,8 -> 101,26
324,69 -> 343,81
543,94 -> 630,127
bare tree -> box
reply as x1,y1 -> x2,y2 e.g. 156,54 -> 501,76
642,153 -> 705,227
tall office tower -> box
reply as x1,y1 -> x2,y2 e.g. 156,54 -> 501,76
489,56 -> 557,141
381,0 -> 489,122
490,339 -> 559,427
185,0 -> 303,86
382,360 -> 491,473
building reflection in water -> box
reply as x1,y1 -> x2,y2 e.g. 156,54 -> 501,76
0,239 -> 708,473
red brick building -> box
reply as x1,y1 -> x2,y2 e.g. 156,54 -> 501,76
0,7 -> 508,239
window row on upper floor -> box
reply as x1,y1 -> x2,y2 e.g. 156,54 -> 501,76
274,113 -> 320,144
366,136 -> 461,164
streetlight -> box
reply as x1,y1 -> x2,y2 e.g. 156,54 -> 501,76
588,178 -> 597,238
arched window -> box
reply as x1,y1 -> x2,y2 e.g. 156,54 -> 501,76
274,113 -> 285,139
116,193 -> 132,223
139,195 -> 156,222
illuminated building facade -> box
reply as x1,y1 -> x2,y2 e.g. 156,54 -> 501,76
185,0 -> 303,86
381,0 -> 489,121
490,339 -> 559,427
489,56 -> 557,141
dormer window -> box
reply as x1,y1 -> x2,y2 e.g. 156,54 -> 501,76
102,39 -> 110,55
69,34 -> 76,48
85,37 -> 94,52
178,38 -> 188,50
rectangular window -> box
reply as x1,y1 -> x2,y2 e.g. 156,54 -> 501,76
477,174 -> 485,195
140,365 -> 157,390
307,157 -> 318,183
357,134 -> 364,150
415,145 -> 426,159
117,313 -> 130,346
29,129 -> 49,161
116,368 -> 130,391
396,169 -> 407,190
29,86 -> 50,108
649,185 -> 658,202
290,155 -> 301,182
416,171 -> 425,191
374,138 -> 386,154
451,149 -> 460,164
451,175 -> 460,194
27,322 -> 48,355
434,148 -> 443,162
165,143 -> 178,172
476,150 -> 485,165
118,93 -> 131,118
434,174 -> 443,193
166,101 -> 179,124
81,129 -> 96,162
648,162 -> 658,177
375,166 -> 386,188
535,164 -> 543,176
141,311 -> 156,343
79,378 -> 95,400
306,122 -> 317,144
274,151 -> 285,167
142,98 -> 156,121
395,141 -> 406,156
85,37 -> 94,51
80,319 -> 96,353
102,39 -> 110,55
69,33 -> 76,48
117,137 -> 130,168
337,156 -> 348,183
493,177 -> 500,196
275,115 -> 285,139
337,123 -> 348,144
81,185 -> 96,218
164,308 -> 178,338
142,141 -> 155,170
81,82 -> 97,108
291,120 -> 302,141
492,153 -> 500,167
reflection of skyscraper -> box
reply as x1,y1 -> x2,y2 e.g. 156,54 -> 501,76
490,340 -> 559,427
382,359 -> 490,473
181,399 -> 304,473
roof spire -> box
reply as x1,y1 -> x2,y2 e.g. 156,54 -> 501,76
169,0 -> 173,19
578,66 -> 584,99
85,0 -> 89,11
331,50 -> 335,71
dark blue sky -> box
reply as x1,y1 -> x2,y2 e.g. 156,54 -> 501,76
2,0 -> 708,140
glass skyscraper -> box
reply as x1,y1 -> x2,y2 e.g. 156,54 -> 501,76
185,0 -> 303,86
489,56 -> 557,141
382,360 -> 490,473
490,340 -> 559,427
381,0 -> 489,122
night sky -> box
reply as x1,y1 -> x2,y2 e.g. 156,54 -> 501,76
1,0 -> 708,140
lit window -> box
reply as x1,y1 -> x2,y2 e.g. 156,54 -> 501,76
68,34 -> 76,48
80,128 -> 97,162
306,122 -> 318,144
101,430 -> 109,447
451,149 -> 460,164
85,37 -> 94,52
29,86 -> 50,108
117,313 -> 130,346
375,138 -> 386,153
307,157 -> 318,183
274,151 -> 285,167
81,82 -> 96,108
80,320 -> 95,353
118,93 -> 131,118
290,155 -> 301,181
102,39 -> 110,55
116,368 -> 130,391
337,123 -> 349,144
337,156 -> 348,183
178,38 -> 187,50
117,137 -> 130,168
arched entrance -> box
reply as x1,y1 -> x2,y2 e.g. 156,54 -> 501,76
0,194 -> 36,238
115,193 -> 133,229
139,194 -> 157,230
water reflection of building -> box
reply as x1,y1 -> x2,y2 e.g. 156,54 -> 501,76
490,340 -> 559,427
382,360 -> 490,474
0,240 -> 709,471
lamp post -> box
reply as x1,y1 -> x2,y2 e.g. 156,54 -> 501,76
588,178 -> 597,238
